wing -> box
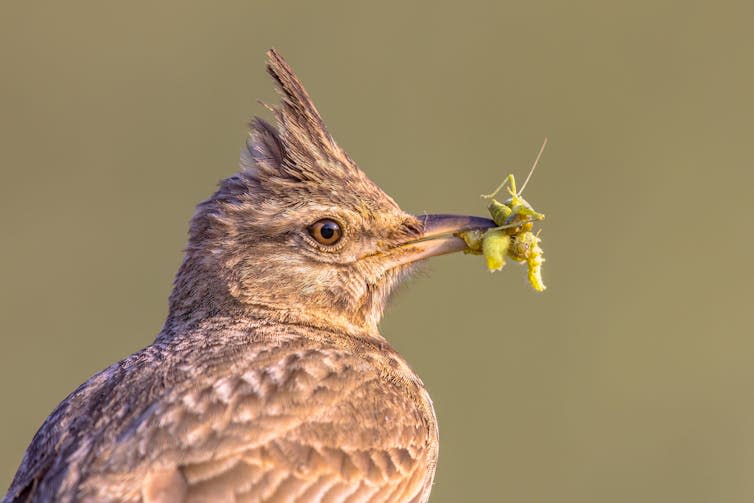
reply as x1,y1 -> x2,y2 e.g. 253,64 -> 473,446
78,341 -> 437,502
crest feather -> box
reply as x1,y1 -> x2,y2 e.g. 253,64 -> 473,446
264,48 -> 357,172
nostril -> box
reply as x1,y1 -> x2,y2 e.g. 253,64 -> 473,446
401,218 -> 423,237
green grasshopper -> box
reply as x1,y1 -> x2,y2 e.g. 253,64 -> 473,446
459,139 -> 547,291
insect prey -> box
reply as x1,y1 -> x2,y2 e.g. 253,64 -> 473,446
459,139 -> 548,291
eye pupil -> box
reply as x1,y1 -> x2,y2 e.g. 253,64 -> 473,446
308,218 -> 343,246
320,224 -> 335,239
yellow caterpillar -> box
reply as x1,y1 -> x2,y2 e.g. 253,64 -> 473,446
481,229 -> 511,272
508,230 -> 546,292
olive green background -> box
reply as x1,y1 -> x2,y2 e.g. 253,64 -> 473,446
2,1 -> 753,501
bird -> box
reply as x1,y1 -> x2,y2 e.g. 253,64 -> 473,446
3,49 -> 495,503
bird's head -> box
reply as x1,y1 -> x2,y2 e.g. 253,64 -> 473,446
168,50 -> 493,337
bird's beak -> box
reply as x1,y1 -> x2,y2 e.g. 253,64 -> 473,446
390,214 -> 496,267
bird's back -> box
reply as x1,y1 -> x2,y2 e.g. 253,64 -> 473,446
4,320 -> 438,503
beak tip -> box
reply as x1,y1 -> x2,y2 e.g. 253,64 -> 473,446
419,214 -> 497,235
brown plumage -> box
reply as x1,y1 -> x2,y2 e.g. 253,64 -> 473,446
3,50 -> 494,503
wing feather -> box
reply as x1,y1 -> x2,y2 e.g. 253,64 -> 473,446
100,345 -> 432,501
5,330 -> 437,503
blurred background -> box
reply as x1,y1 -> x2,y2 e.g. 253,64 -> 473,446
2,1 -> 753,501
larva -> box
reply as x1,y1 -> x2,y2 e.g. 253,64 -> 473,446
481,229 -> 511,272
508,230 -> 546,292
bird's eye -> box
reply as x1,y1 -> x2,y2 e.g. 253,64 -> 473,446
307,219 -> 343,246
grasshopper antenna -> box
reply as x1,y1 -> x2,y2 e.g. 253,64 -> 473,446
517,137 -> 548,195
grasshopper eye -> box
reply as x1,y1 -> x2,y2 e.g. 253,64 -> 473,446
308,219 -> 343,246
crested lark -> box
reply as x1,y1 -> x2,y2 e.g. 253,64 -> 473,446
3,50 -> 494,503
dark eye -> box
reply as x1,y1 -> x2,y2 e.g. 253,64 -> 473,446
308,219 -> 343,246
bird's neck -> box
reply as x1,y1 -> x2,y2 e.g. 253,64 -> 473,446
160,304 -> 381,343
161,255 -> 383,342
